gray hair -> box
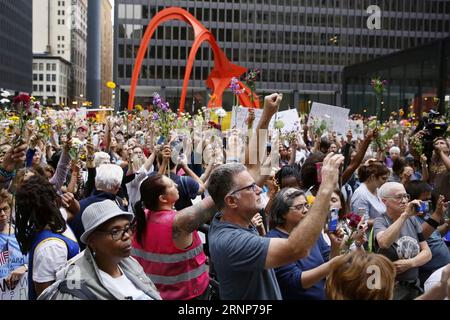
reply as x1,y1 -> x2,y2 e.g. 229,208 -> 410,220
95,164 -> 124,192
378,182 -> 403,199
207,163 -> 247,209
94,151 -> 111,168
270,188 -> 305,226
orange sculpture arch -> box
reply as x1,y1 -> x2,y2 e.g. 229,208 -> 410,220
127,7 -> 259,113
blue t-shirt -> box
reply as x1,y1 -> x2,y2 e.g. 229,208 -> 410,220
416,216 -> 450,272
0,232 -> 28,279
266,228 -> 328,300
208,212 -> 282,300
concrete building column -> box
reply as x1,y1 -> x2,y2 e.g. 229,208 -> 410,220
86,0 -> 101,108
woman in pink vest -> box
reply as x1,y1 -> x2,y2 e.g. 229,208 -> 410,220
131,174 -> 216,300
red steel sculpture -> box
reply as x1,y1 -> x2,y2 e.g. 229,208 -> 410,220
127,7 -> 260,113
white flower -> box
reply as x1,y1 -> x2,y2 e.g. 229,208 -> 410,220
215,108 -> 227,118
0,98 -> 10,104
1,90 -> 12,98
71,137 -> 83,148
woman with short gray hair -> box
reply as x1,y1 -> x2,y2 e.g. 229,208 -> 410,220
266,187 -> 340,300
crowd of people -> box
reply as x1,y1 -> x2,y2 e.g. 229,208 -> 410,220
0,91 -> 449,300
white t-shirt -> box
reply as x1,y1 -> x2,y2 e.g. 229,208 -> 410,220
32,208 -> 78,283
424,265 -> 449,300
98,267 -> 152,300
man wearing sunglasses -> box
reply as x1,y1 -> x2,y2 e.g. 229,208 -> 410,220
374,182 -> 432,300
207,152 -> 344,300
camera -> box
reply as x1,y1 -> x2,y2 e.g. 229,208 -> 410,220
415,201 -> 430,214
328,208 -> 339,232
417,110 -> 448,161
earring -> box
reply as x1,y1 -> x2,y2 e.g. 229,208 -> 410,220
92,249 -> 96,257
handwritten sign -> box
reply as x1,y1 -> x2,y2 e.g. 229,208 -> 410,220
308,102 -> 350,135
230,106 -> 263,131
269,109 -> 300,133
0,273 -> 28,300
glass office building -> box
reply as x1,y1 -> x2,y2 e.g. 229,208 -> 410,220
343,36 -> 450,120
0,0 -> 33,93
114,0 -> 450,111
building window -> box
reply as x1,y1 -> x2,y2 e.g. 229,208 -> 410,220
46,85 -> 51,92
39,63 -> 44,71
33,85 -> 38,92
52,85 -> 56,92
52,74 -> 56,82
47,74 -> 51,82
33,74 -> 38,81
39,85 -> 43,91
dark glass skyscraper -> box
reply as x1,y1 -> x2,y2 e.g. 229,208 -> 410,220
0,0 -> 33,93
114,0 -> 450,111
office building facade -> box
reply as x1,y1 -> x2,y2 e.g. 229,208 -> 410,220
32,55 -> 71,106
0,0 -> 33,93
114,0 -> 450,111
32,0 -> 87,106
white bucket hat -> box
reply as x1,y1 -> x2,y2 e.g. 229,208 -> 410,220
81,200 -> 134,244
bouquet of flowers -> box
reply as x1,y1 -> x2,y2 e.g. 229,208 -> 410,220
340,212 -> 364,253
370,77 -> 388,121
152,93 -> 175,143
310,116 -> 329,137
68,137 -> 85,161
244,69 -> 260,108
229,77 -> 245,107
11,93 -> 40,146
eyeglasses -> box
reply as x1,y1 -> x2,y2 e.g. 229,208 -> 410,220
0,206 -> 10,213
228,182 -> 258,196
96,222 -> 135,241
290,203 -> 309,211
385,194 -> 410,201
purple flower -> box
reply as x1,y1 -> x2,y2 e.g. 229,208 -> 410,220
152,112 -> 159,121
160,101 -> 170,112
152,93 -> 162,107
229,77 -> 244,95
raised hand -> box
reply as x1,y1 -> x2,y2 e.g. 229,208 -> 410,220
263,93 -> 283,116
320,152 -> 345,189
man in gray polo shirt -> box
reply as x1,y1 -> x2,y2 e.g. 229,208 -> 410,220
373,182 -> 432,300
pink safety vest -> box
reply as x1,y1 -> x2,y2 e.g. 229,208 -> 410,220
131,209 -> 209,300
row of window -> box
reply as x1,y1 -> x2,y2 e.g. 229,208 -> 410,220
57,1 -> 65,6
118,64 -> 340,84
117,33 -> 429,67
32,63 -> 57,71
119,23 -> 447,50
119,10 -> 449,34
118,1 -> 450,20
57,10 -> 65,16
32,84 -> 57,93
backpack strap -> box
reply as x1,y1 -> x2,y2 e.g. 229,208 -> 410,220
57,280 -> 98,300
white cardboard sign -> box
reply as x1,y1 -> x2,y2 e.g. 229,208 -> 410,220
308,102 -> 350,135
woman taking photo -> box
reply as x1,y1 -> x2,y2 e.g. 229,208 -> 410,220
266,188 -> 345,300
131,173 -> 217,300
